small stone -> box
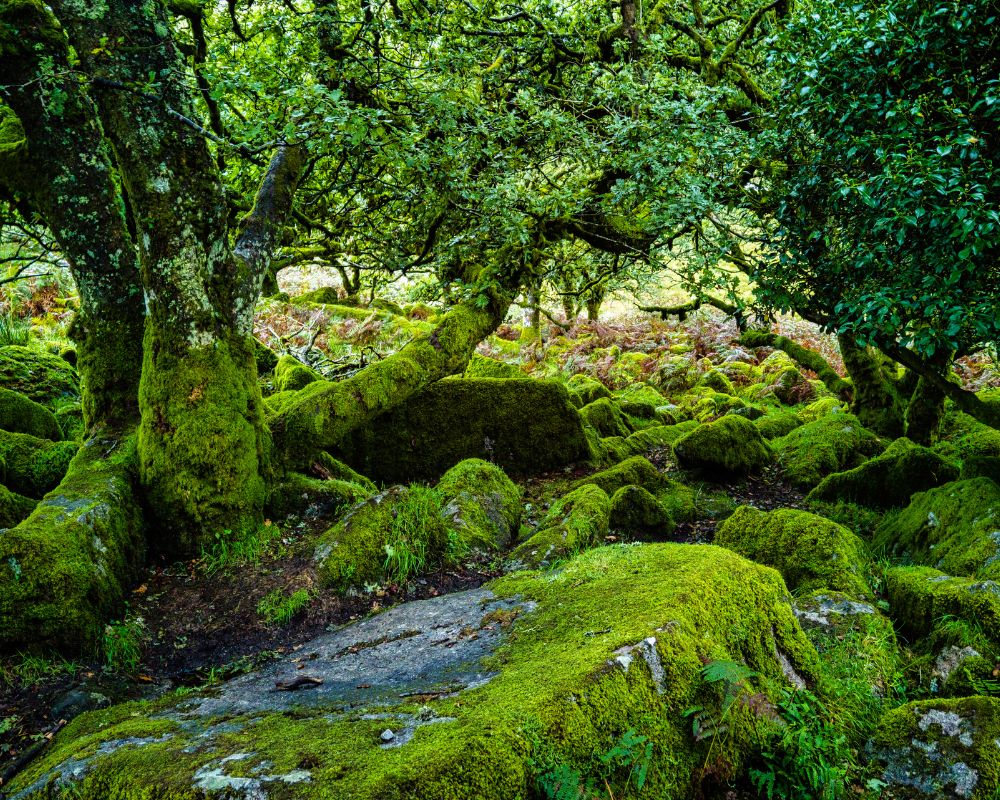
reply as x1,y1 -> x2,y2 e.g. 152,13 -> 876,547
380,729 -> 395,742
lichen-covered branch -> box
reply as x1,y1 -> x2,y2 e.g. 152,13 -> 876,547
641,295 -> 745,327
741,330 -> 852,400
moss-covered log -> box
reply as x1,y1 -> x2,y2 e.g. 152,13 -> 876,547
0,429 -> 77,498
741,330 -> 852,400
0,433 -> 145,653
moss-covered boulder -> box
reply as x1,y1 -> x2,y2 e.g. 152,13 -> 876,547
437,458 -> 522,551
54,401 -> 85,441
0,434 -> 145,652
6,544 -> 821,800
715,506 -> 871,597
772,413 -> 884,489
572,455 -> 666,496
798,397 -> 845,423
874,479 -> 1000,580
807,437 -> 958,509
566,373 -> 612,407
869,697 -> 1000,798
267,473 -> 374,520
754,409 -> 802,440
579,397 -> 632,438
624,422 -> 698,455
673,415 -> 773,476
0,345 -> 78,409
608,485 -> 675,539
465,354 -> 525,380
273,355 -> 323,392
510,484 -> 610,566
254,338 -> 279,375
698,368 -> 734,395
0,387 -> 61,440
676,387 -> 747,423
295,286 -> 349,304
0,481 -> 36,528
336,378 -> 591,483
0,430 -> 78,498
884,566 -> 1000,646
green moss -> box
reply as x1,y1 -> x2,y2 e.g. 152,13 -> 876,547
295,287 -> 352,305
0,480 -> 35,527
334,378 -> 591,483
273,354 -> 322,392
754,409 -> 802,439
873,478 -> 1000,579
0,345 -> 79,409
807,437 -> 958,508
9,544 -> 822,800
772,413 -> 884,489
884,565 -> 1000,646
798,397 -> 845,423
0,386 -> 62,439
608,485 -> 675,538
437,458 -> 522,551
0,433 -> 145,652
960,456 -> 1000,484
715,506 -> 871,597
676,387 -> 747,422
54,400 -> 85,441
0,101 -> 27,183
571,455 -> 666,496
579,397 -> 633,438
673,415 -> 773,476
262,388 -> 300,415
464,354 -> 525,380
870,696 -> 1000,799
0,429 -> 77,497
138,332 -> 269,558
254,338 -> 279,375
566,373 -> 612,407
510,484 -> 610,566
698,369 -> 734,395
312,451 -> 376,490
623,421 -> 699,456
267,472 -> 373,520
614,383 -> 666,408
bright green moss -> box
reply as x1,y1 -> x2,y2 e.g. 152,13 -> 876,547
884,565 -> 1000,645
870,697 -> 1000,799
0,386 -> 61,439
614,383 -> 666,409
771,413 -> 884,489
572,455 -> 666,496
437,458 -> 522,550
608,485 -> 674,538
254,337 -> 279,375
673,415 -> 773,476
675,387 -> 747,422
0,480 -> 35,527
464,354 -> 525,379
334,378 -> 591,483
873,478 -> 1000,579
0,345 -> 79,409
698,368 -> 734,395
273,354 -> 322,392
295,286 -> 353,305
8,544 -> 822,800
0,433 -> 145,652
510,484 -> 610,566
622,422 -> 696,457
798,397 -> 845,423
0,101 -> 27,183
0,429 -> 77,497
807,437 -> 958,508
715,506 -> 871,597
54,400 -> 85,441
566,373 -> 612,407
754,409 -> 802,439
579,397 -> 633,438
267,472 -> 373,520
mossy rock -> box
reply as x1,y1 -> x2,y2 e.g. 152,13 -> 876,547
510,484 -> 610,567
336,379 -> 591,483
6,544 -> 820,800
793,591 -> 902,741
608,485 -> 675,539
960,456 -> 1000,485
566,373 -> 612,408
873,478 -> 1000,579
676,387 -> 747,423
572,455 -> 666,496
0,387 -> 61,440
437,458 -> 522,551
0,429 -> 78,498
312,451 -> 377,491
715,506 -> 871,597
267,473 -> 374,520
0,480 -> 36,528
273,355 -> 322,392
54,401 -> 85,441
772,413 -> 884,489
798,397 -> 845,423
0,345 -> 78,409
615,383 -> 666,408
0,434 -> 145,652
295,287 -> 351,305
624,422 -> 698,455
698,369 -> 734,395
254,338 -> 279,375
262,389 -> 301,416
754,409 -> 802,439
673,415 -> 773,477
464,354 -> 525,380
807,437 -> 959,509
869,697 -> 1000,798
884,565 -> 1000,646
579,397 -> 632,438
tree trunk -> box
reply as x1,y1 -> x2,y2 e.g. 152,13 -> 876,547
837,334 -> 904,437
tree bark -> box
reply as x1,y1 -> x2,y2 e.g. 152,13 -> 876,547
837,334 -> 904,437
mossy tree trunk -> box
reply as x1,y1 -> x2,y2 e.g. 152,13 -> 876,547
836,335 -> 905,437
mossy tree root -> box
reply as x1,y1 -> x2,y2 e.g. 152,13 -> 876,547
0,432 -> 145,653
741,330 -> 853,400
268,297 -> 513,469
